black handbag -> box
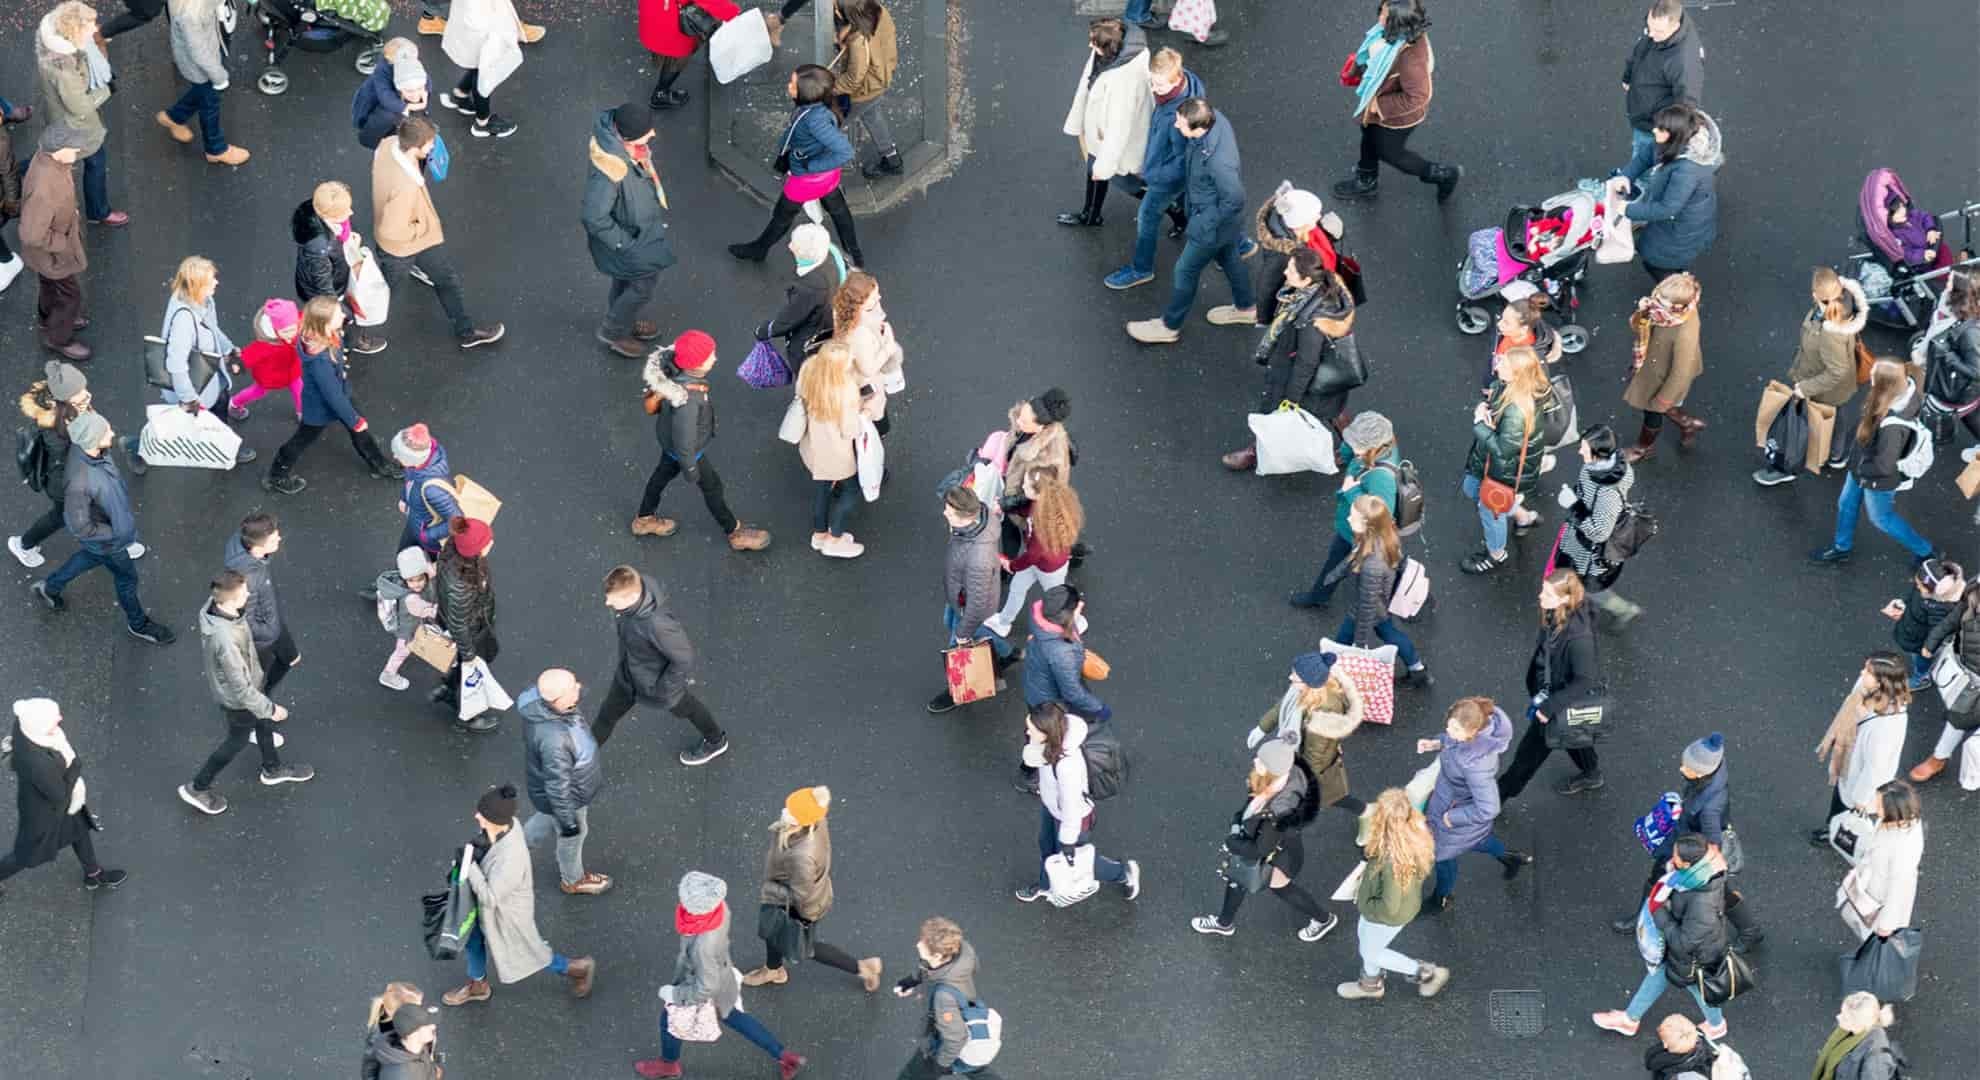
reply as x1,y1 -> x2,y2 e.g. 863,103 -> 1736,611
1696,950 -> 1757,1006
756,903 -> 812,965
1544,694 -> 1611,749
1337,254 -> 1368,305
142,308 -> 218,392
1307,334 -> 1369,398
1218,850 -> 1270,894
678,0 -> 722,39
422,845 -> 479,961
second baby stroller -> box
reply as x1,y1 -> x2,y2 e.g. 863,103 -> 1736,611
1455,185 -> 1604,354
1848,167 -> 1980,338
250,0 -> 387,96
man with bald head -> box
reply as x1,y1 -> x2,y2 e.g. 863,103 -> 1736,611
518,668 -> 611,895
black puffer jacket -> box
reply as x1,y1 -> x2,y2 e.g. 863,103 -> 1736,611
1643,1039 -> 1717,1080
1622,15 -> 1704,131
1225,758 -> 1320,861
755,260 -> 844,358
1338,548 -> 1397,649
436,557 -> 496,663
613,572 -> 694,706
1924,318 -> 1980,406
291,199 -> 350,302
1653,867 -> 1728,981
1526,602 -> 1602,709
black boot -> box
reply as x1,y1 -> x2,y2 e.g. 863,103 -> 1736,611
860,150 -> 904,179
649,68 -> 688,111
1057,178 -> 1108,227
1498,851 -> 1534,880
1424,163 -> 1463,203
1332,167 -> 1378,200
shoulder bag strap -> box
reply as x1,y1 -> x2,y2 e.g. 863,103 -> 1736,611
780,107 -> 813,157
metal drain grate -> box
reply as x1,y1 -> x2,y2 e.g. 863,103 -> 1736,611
1489,989 -> 1546,1037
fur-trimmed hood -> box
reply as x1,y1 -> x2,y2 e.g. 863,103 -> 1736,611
19,386 -> 59,429
589,136 -> 630,183
1677,110 -> 1724,171
1823,275 -> 1869,336
642,349 -> 689,405
38,12 -> 78,57
1302,677 -> 1364,740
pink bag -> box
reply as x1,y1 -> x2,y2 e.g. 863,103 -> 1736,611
1167,0 -> 1218,43
782,167 -> 842,202
1319,637 -> 1398,725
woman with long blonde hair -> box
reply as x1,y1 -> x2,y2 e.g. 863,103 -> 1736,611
1810,357 -> 1936,565
740,786 -> 884,993
1338,788 -> 1449,1002
264,296 -> 400,495
830,271 -> 903,434
1327,495 -> 1428,685
155,255 -> 256,463
983,466 -> 1083,638
1813,653 -> 1911,845
360,981 -> 427,1076
1460,345 -> 1549,574
1497,569 -> 1605,801
794,342 -> 865,558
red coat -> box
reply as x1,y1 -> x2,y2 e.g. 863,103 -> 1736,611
242,340 -> 302,389
640,0 -> 740,59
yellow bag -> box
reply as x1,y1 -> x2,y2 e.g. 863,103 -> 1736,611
453,474 -> 502,524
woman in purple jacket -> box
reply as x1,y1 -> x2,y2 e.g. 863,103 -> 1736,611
1420,696 -> 1530,910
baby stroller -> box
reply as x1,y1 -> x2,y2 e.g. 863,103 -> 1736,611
248,0 -> 387,96
1847,168 -> 1980,340
1454,185 -> 1603,354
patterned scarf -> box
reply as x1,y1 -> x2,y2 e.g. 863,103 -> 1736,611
1252,282 -> 1321,366
1629,295 -> 1693,367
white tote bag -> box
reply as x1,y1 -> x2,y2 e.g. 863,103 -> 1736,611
458,657 -> 514,721
345,241 -> 391,327
138,404 -> 243,470
1960,735 -> 1980,791
1827,808 -> 1876,867
1330,860 -> 1366,902
1595,192 -> 1636,265
855,417 -> 885,502
1248,404 -> 1338,476
1044,844 -> 1098,907
709,8 -> 773,84
777,396 -> 807,445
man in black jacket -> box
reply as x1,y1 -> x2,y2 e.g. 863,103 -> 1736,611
594,565 -> 728,764
631,331 -> 770,551
1618,0 -> 1704,184
519,668 -> 612,896
583,103 -> 674,359
223,512 -> 300,696
292,181 -> 388,354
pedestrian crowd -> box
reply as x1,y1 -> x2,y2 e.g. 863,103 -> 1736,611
0,1 -> 1965,1078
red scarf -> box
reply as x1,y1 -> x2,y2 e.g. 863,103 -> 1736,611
675,901 -> 725,935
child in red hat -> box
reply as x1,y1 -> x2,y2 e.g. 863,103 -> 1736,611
632,331 -> 771,552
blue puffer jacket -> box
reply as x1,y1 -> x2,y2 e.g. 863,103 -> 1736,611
351,60 -> 428,150
1181,109 -> 1245,247
62,445 -> 136,552
1654,763 -> 1729,859
298,343 -> 361,429
1022,616 -> 1107,718
1139,68 -> 1204,191
782,104 -> 854,176
401,440 -> 458,551
1626,111 -> 1722,270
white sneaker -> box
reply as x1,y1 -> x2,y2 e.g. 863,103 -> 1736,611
1963,446 -> 1980,464
379,670 -> 410,691
819,535 -> 865,559
0,253 -> 23,293
126,542 -> 147,560
7,536 -> 45,569
248,730 -> 286,748
981,614 -> 1014,639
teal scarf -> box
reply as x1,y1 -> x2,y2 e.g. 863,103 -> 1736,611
1350,24 -> 1401,118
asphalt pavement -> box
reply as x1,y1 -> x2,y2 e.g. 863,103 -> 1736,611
0,1 -> 1975,1078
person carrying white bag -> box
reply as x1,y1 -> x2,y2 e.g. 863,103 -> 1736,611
1020,704 -> 1140,908
434,517 -> 507,733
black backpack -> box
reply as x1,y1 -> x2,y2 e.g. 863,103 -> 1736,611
1371,459 -> 1426,538
15,428 -> 49,494
1763,398 -> 1809,475
1082,720 -> 1129,801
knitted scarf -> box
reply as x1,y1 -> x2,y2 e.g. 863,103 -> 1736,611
675,901 -> 726,935
1349,24 -> 1401,118
1252,282 -> 1322,367
1810,1027 -> 1868,1080
1629,295 -> 1693,367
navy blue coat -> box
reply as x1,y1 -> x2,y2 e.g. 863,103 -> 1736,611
1655,763 -> 1730,860
298,343 -> 362,429
63,445 -> 137,552
351,60 -> 428,151
1627,114 -> 1721,270
1138,69 -> 1204,192
401,441 -> 459,552
782,104 -> 853,177
582,108 -> 677,280
1181,110 -> 1245,248
1022,621 -> 1107,718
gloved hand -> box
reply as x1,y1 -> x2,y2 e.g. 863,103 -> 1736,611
1093,704 -> 1113,723
1556,484 -> 1577,509
658,984 -> 676,1004
559,823 -> 581,839
1244,725 -> 1266,750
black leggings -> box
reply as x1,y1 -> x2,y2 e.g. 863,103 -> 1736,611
0,831 -> 99,882
451,70 -> 492,121
1217,878 -> 1329,926
1357,124 -> 1429,178
653,53 -> 692,95
1644,410 -> 1666,431
764,915 -> 860,974
1496,717 -> 1599,801
746,189 -> 864,265
1073,166 -> 1109,220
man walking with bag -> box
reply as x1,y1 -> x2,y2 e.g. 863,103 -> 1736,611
583,102 -> 673,359
519,668 -> 613,896
370,115 -> 505,349
30,413 -> 174,644
594,565 -> 728,765
177,571 -> 315,815
1125,98 -> 1254,345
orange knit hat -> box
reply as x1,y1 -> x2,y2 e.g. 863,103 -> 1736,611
784,786 -> 830,828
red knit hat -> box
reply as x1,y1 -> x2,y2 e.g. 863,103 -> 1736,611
451,517 -> 493,559
673,330 -> 716,371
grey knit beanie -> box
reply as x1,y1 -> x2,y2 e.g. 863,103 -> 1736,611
66,411 -> 109,449
1681,732 -> 1725,775
44,361 -> 88,402
678,870 -> 727,915
1341,411 -> 1395,454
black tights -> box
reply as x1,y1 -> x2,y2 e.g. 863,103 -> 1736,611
1074,175 -> 1109,220
1217,878 -> 1328,926
653,54 -> 692,96
0,831 -> 99,882
765,934 -> 860,975
451,70 -> 492,121
743,190 -> 864,266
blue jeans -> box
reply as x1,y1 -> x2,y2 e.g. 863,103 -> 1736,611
1625,965 -> 1724,1027
1619,127 -> 1658,185
945,603 -> 1012,660
44,544 -> 146,630
1428,833 -> 1506,901
165,81 -> 228,156
1161,235 -> 1256,330
464,925 -> 568,982
812,479 -> 858,536
82,147 -> 111,222
1460,474 -> 1510,553
1334,614 -> 1420,669
1131,183 -> 1184,276
1832,473 -> 1933,558
661,1006 -> 783,1063
1035,804 -> 1125,891
1123,0 -> 1154,22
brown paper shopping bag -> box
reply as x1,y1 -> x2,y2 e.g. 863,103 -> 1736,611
943,642 -> 996,705
1804,399 -> 1838,474
410,623 -> 458,672
453,475 -> 502,524
1755,380 -> 1794,448
1958,456 -> 1980,499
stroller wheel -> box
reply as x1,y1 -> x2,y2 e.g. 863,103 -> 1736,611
1557,324 -> 1590,354
354,44 -> 382,76
257,69 -> 291,96
1455,304 -> 1492,336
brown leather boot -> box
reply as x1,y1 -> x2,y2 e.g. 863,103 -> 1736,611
1620,421 -> 1659,463
1221,446 -> 1257,471
1668,407 -> 1708,449
630,515 -> 677,537
442,978 -> 491,1006
728,524 -> 771,551
1908,755 -> 1948,783
565,955 -> 596,998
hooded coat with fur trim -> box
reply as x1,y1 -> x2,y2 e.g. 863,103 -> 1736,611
1787,275 -> 1869,407
292,198 -> 351,301
1254,679 -> 1363,807
35,14 -> 107,158
1625,112 -> 1722,271
582,108 -> 676,280
1062,26 -> 1154,182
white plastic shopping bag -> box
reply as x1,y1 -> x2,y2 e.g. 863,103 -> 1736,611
345,238 -> 391,327
458,657 -> 514,722
855,417 -> 885,502
709,8 -> 773,84
138,404 -> 243,470
1247,404 -> 1338,476
1961,735 -> 1980,791
1595,192 -> 1635,265
1330,860 -> 1366,902
1044,844 -> 1098,907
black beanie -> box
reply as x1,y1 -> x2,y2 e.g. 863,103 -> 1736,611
1039,584 -> 1082,622
1030,387 -> 1071,426
476,783 -> 519,826
613,102 -> 655,142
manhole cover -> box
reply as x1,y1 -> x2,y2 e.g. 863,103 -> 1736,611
1490,989 -> 1545,1037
